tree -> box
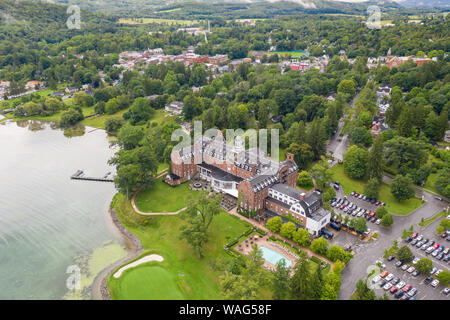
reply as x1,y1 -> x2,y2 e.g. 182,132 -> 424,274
352,279 -> 376,300
266,216 -> 282,234
293,228 -> 310,247
350,217 -> 368,233
364,178 -> 380,199
280,222 -> 296,239
436,270 -> 450,286
384,137 -> 428,171
397,245 -> 414,263
327,245 -> 345,262
179,216 -> 209,258
310,238 -> 329,255
60,108 -> 83,127
390,175 -> 415,201
114,164 -> 142,199
290,253 -> 313,300
343,145 -> 369,179
381,213 -> 394,227
297,171 -> 313,189
124,97 -> 155,125
311,264 -> 324,299
321,283 -> 338,300
367,134 -> 384,181
337,79 -> 356,100
117,125 -> 144,150
104,116 -> 125,132
375,207 -> 388,219
415,258 -> 433,274
350,126 -> 372,147
271,259 -> 290,300
185,193 -> 221,230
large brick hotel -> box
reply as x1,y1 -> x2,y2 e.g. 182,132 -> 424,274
165,134 -> 330,235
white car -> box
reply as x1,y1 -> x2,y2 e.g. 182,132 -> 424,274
430,267 -> 437,275
375,219 -> 381,225
357,211 -> 363,218
435,269 -> 443,276
401,264 -> 409,271
396,281 -> 406,289
412,258 -> 420,264
383,283 -> 393,290
385,273 -> 394,281
431,279 -> 440,287
407,266 -> 415,273
372,275 -> 381,283
375,260 -> 386,269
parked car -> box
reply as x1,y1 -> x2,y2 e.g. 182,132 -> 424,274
432,250 -> 439,257
431,279 -> 440,287
416,241 -> 424,248
412,258 -> 420,264
411,233 -> 418,239
411,239 -> 418,245
380,271 -> 389,278
408,288 -> 417,297
417,235 -> 424,241
390,286 -> 398,294
430,267 -> 437,275
394,290 -> 404,299
443,288 -> 450,295
385,273 -> 394,281
391,277 -> 400,285
407,266 -> 415,273
383,283 -> 393,290
350,191 -> 355,196
403,284 -> 412,292
395,260 -> 403,267
372,275 -> 381,283
412,270 -> 420,277
387,255 -> 395,261
378,279 -> 387,287
396,281 -> 405,289
426,246 -> 435,254
401,264 -> 409,271
376,219 -> 381,225
435,269 -> 443,276
375,201 -> 380,206
371,217 -> 377,223
437,253 -> 444,260
424,276 -> 433,284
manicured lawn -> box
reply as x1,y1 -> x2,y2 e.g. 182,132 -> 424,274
157,162 -> 168,174
134,178 -> 205,213
269,51 -> 305,57
418,211 -> 447,227
108,193 -> 253,300
149,109 -> 172,125
330,164 -> 423,216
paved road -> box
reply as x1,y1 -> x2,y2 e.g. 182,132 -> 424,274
324,91 -> 449,299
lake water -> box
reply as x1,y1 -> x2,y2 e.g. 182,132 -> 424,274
0,120 -> 126,299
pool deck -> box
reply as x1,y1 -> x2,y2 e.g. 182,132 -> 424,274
234,235 -> 297,271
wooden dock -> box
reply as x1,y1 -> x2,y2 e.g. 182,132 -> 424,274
71,170 -> 114,182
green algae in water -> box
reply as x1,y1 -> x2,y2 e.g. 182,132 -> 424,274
64,241 -> 127,300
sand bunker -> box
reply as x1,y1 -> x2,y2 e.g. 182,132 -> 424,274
113,254 -> 164,278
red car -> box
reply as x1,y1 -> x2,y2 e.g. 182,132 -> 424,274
354,193 -> 360,197
370,211 -> 376,217
375,201 -> 380,206
390,286 -> 398,294
433,243 -> 440,249
411,232 -> 418,239
403,284 -> 412,292
340,205 -> 345,210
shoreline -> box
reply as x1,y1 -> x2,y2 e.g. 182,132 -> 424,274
91,207 -> 143,300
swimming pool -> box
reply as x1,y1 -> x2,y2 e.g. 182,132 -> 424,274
260,246 -> 292,268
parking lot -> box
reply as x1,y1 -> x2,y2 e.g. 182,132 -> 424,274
404,229 -> 450,274
329,189 -> 386,233
371,255 -> 450,300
